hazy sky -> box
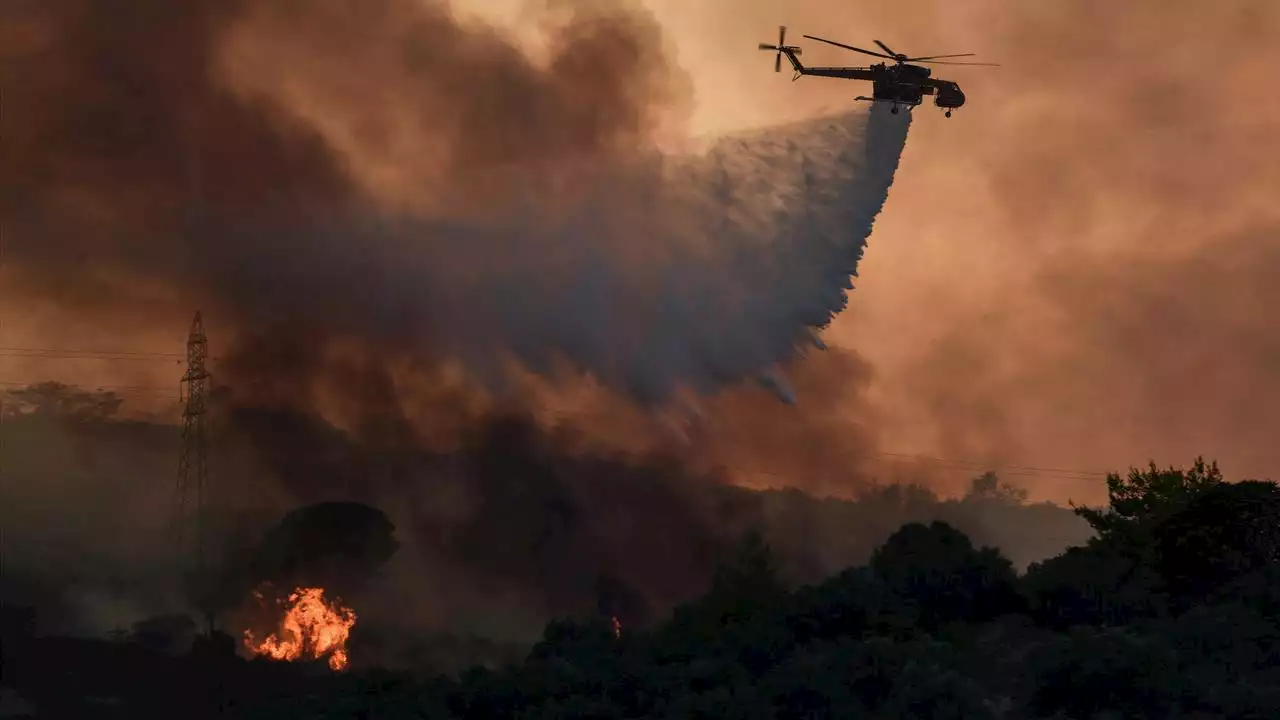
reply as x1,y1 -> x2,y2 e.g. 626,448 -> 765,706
631,0 -> 1280,492
4,0 -> 1277,503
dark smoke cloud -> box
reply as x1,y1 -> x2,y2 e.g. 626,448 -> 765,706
4,0 -> 670,338
4,0 -> 908,421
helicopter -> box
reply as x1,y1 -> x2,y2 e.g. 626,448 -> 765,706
757,26 -> 999,117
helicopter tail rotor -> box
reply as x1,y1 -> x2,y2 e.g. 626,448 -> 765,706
758,25 -> 802,73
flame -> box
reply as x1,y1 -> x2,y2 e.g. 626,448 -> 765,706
243,587 -> 357,671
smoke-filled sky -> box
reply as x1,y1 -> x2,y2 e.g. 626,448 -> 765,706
635,0 -> 1280,490
4,0 -> 1279,502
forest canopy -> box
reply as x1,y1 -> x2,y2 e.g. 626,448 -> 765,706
4,457 -> 1277,718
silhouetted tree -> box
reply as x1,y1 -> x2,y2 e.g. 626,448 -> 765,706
528,618 -> 619,666
964,471 -> 1028,505
1024,626 -> 1183,718
1027,459 -> 1232,626
709,528 -> 785,604
10,457 -> 1280,719
785,567 -> 898,644
1022,543 -> 1166,628
1073,458 -> 1223,540
870,521 -> 1023,630
247,501 -> 400,603
1,382 -> 124,420
1154,479 -> 1280,607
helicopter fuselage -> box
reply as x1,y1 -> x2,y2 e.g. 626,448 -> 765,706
777,51 -> 966,112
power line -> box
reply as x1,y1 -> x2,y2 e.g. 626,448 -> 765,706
0,380 -> 179,397
0,380 -> 172,391
0,346 -> 184,358
0,349 -> 222,367
868,450 -> 1106,479
729,453 -> 1102,485
0,352 -> 184,363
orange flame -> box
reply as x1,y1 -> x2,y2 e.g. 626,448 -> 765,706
243,587 -> 357,671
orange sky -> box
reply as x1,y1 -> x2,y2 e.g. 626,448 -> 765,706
631,0 -> 1280,494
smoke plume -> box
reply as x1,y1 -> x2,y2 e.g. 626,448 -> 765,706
4,0 -> 910,415
0,0 -> 932,654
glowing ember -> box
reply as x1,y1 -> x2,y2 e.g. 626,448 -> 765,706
244,587 -> 357,671
611,616 -> 621,639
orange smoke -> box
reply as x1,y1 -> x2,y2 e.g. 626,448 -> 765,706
243,586 -> 357,671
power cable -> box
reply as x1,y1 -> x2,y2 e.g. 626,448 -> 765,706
0,346 -> 184,358
0,380 -> 180,398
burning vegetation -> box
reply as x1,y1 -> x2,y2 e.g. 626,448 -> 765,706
243,586 -> 357,671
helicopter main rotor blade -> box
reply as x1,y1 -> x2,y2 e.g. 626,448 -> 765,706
916,59 -> 1002,66
906,53 -> 976,61
775,52 -> 782,73
873,39 -> 898,57
802,34 -> 894,60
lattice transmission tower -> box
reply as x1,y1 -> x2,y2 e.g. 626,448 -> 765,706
174,311 -> 212,627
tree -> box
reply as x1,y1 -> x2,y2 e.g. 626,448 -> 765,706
1024,627 -> 1183,718
785,567 -> 896,644
1020,460 -> 1226,628
1022,543 -> 1166,628
965,471 -> 1028,505
1073,458 -> 1223,540
653,529 -> 792,677
1153,479 -> 1280,605
870,522 -> 1023,629
710,528 -> 785,604
1,382 -> 124,420
528,618 -> 619,666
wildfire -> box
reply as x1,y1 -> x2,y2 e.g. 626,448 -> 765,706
243,587 -> 357,671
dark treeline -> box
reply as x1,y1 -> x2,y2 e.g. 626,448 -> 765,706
4,458 -> 1278,718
